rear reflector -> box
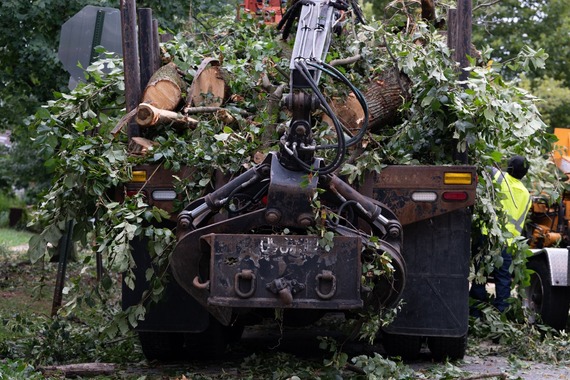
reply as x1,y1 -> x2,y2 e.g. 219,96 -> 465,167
444,172 -> 472,185
152,190 -> 177,201
126,190 -> 146,198
411,191 -> 437,202
132,170 -> 147,182
442,191 -> 468,201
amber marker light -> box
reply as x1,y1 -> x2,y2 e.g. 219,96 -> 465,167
131,170 -> 147,183
444,172 -> 472,185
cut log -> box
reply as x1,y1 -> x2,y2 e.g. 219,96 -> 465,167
323,68 -> 412,134
322,92 -> 365,135
128,136 -> 159,155
136,103 -> 199,129
40,363 -> 116,378
364,67 -> 413,132
186,58 -> 228,110
142,62 -> 185,111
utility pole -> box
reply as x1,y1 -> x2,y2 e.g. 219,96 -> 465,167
448,0 -> 472,163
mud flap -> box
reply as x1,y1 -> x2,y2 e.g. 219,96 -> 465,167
383,209 -> 471,337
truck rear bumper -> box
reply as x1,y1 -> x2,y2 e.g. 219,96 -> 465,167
206,234 -> 363,309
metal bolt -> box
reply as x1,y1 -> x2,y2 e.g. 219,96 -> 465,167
389,225 -> 400,238
178,213 -> 192,230
265,208 -> 282,224
297,213 -> 314,227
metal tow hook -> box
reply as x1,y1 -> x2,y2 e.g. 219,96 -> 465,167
192,276 -> 210,290
266,278 -> 305,306
315,270 -> 337,300
234,269 -> 256,298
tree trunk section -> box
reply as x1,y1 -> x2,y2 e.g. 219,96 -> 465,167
185,58 -> 228,111
364,68 -> 413,132
40,363 -> 116,378
142,62 -> 185,111
323,93 -> 365,135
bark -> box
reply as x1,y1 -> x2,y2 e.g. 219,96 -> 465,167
364,67 -> 413,132
136,103 -> 199,129
40,363 -> 116,378
142,62 -> 185,111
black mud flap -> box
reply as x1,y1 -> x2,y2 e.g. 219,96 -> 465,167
382,209 -> 471,337
205,234 -> 363,310
122,235 -> 209,332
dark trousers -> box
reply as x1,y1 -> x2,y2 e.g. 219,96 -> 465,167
470,248 -> 512,313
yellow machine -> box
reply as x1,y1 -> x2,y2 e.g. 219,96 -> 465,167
523,128 -> 570,331
527,128 -> 570,248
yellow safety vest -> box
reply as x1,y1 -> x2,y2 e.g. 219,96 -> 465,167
493,168 -> 531,240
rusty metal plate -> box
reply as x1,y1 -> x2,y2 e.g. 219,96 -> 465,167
207,234 -> 363,309
360,165 -> 477,226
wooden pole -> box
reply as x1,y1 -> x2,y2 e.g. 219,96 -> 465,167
449,0 -> 472,163
152,18 -> 161,71
455,0 -> 473,82
121,0 -> 141,139
138,8 -> 155,92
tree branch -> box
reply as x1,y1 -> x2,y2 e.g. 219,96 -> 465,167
473,0 -> 501,12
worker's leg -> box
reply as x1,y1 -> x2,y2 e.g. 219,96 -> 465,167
469,280 -> 489,317
469,230 -> 489,317
493,248 -> 512,313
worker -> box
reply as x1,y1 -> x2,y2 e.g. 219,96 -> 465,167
470,155 -> 532,314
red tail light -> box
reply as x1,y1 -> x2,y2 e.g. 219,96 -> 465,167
442,191 -> 468,201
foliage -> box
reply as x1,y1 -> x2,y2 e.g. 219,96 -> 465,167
25,0 -> 556,358
0,0 -> 232,203
0,360 -> 44,380
0,246 -> 141,372
469,305 -> 570,364
471,0 -> 570,129
473,0 -> 570,86
1,312 -> 141,366
521,76 -> 570,131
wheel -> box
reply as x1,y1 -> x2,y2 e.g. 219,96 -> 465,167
381,332 -> 422,360
138,331 -> 185,361
223,322 -> 245,344
427,335 -> 467,361
525,257 -> 570,330
184,317 -> 230,358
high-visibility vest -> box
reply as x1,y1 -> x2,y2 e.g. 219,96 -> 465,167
492,168 -> 531,239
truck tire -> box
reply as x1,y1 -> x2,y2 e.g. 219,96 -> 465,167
381,332 -> 422,360
526,257 -> 570,331
183,317 -> 229,358
138,331 -> 185,361
427,335 -> 467,361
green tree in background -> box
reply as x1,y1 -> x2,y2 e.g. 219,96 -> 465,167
0,0 -> 115,199
0,0 -> 231,199
472,0 -> 570,129
473,0 -> 569,85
